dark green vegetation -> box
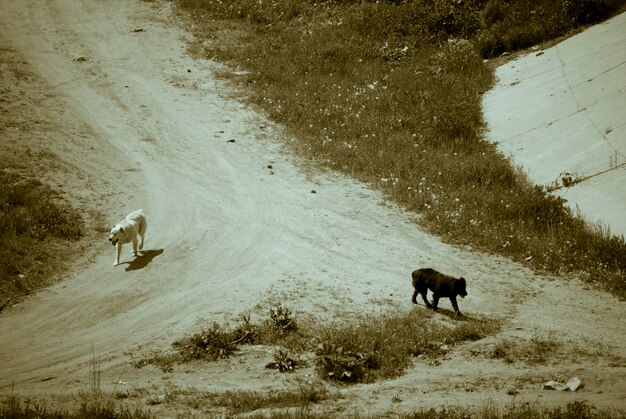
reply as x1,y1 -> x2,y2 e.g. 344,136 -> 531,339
173,0 -> 626,297
0,169 -> 84,303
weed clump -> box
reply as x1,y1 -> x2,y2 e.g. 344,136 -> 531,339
173,322 -> 238,361
265,349 -> 302,373
170,305 -> 302,363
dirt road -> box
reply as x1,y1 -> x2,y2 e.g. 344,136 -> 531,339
1,0 -> 625,414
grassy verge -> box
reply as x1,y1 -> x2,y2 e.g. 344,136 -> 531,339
137,305 -> 500,385
0,167 -> 84,304
172,0 -> 626,297
0,394 -> 155,419
142,382 -> 334,415
6,393 -> 623,419
0,46 -> 87,305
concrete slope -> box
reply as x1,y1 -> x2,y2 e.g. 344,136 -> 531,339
483,12 -> 626,238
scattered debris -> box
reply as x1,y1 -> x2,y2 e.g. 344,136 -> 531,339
132,28 -> 144,33
226,139 -> 236,143
543,377 -> 582,391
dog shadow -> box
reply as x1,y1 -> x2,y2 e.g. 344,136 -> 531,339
434,307 -> 468,321
125,249 -> 164,272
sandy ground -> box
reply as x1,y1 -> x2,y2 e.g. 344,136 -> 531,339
0,0 -> 625,416
483,12 -> 626,239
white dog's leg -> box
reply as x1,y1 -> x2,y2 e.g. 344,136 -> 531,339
114,243 -> 122,266
132,239 -> 139,256
138,233 -> 144,251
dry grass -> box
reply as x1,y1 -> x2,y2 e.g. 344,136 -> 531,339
174,0 -> 626,298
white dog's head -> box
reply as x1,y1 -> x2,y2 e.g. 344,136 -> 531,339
108,225 -> 125,246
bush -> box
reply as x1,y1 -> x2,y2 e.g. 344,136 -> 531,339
231,313 -> 259,344
172,322 -> 238,361
265,304 -> 298,336
265,349 -> 302,373
315,342 -> 378,383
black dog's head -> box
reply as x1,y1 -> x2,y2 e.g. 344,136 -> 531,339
454,277 -> 468,298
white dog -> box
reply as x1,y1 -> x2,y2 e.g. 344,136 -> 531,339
108,209 -> 147,266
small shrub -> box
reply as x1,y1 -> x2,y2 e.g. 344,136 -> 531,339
130,352 -> 177,373
490,340 -> 516,364
232,313 -> 259,344
265,349 -> 302,373
266,304 -> 298,336
315,342 -> 377,383
172,322 -> 238,361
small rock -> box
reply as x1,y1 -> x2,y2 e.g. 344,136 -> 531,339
543,377 -> 582,392
543,380 -> 568,391
226,139 -> 236,143
566,377 -> 582,391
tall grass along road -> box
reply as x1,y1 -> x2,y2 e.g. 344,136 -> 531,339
174,0 -> 626,297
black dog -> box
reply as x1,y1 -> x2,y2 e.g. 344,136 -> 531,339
412,268 -> 467,316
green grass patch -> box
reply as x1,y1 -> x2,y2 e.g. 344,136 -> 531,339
0,169 -> 84,303
173,0 -> 626,298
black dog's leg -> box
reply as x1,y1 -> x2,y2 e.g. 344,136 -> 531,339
450,296 -> 462,316
412,288 -> 419,304
431,294 -> 439,311
420,290 -> 434,309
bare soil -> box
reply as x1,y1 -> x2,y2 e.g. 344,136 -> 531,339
0,1 -> 624,416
